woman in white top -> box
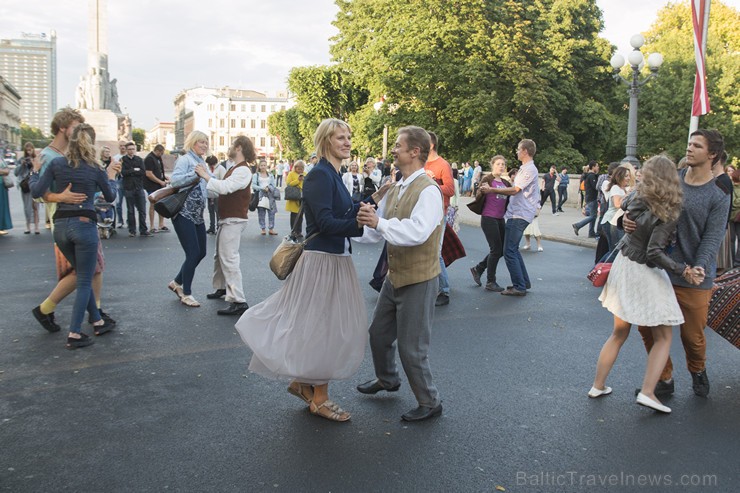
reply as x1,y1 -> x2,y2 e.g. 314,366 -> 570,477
600,166 -> 631,253
342,161 -> 363,202
251,159 -> 278,235
362,157 -> 382,199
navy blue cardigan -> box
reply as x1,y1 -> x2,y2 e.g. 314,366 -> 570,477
303,159 -> 364,253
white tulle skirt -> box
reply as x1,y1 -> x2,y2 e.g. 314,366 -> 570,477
235,251 -> 368,384
598,252 -> 684,327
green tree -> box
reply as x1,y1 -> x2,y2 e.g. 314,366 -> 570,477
331,0 -> 621,168
268,107 -> 306,160
638,1 -> 739,161
132,128 -> 146,149
21,124 -> 50,148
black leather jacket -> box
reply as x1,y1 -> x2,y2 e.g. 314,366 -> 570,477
617,193 -> 685,276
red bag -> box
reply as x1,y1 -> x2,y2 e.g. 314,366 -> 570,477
587,262 -> 611,287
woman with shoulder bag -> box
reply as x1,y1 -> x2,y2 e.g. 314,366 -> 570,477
15,142 -> 40,234
589,155 -> 701,414
285,160 -> 305,238
167,130 -> 210,307
236,118 -> 387,423
252,159 -> 278,235
470,156 -> 510,291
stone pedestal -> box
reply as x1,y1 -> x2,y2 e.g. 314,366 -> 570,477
80,109 -> 119,151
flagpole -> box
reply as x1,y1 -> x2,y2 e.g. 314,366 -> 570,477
688,0 -> 711,139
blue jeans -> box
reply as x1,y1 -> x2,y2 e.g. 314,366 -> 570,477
115,179 -> 125,225
172,214 -> 207,295
574,200 -> 598,237
257,207 -> 276,230
125,189 -> 148,234
53,217 -> 101,333
504,218 -> 531,291
557,185 -> 568,210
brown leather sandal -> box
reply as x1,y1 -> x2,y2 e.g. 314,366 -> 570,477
309,400 -> 351,422
287,381 -> 314,404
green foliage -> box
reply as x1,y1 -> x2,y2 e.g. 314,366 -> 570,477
21,124 -> 50,148
268,108 -> 306,160
132,128 -> 146,149
639,1 -> 739,161
330,0 -> 622,168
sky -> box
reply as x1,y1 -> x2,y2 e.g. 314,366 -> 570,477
1,0 -> 737,132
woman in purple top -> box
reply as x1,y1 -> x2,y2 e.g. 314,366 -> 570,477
470,156 -> 510,291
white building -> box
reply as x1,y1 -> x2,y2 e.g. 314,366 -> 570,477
145,121 -> 175,151
173,86 -> 293,160
0,76 -> 22,148
0,32 -> 57,134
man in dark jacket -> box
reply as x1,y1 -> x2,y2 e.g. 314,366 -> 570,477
572,161 -> 600,238
121,142 -> 151,237
144,144 -> 168,233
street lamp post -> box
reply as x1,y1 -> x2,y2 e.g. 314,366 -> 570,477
610,34 -> 663,168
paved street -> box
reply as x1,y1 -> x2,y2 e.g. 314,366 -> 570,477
1,191 -> 738,493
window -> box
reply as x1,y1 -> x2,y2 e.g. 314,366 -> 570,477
220,104 -> 224,111
271,105 -> 276,112
260,137 -> 265,147
207,104 -> 213,111
251,120 -> 256,129
260,120 -> 266,129
230,104 -> 236,111
220,119 -> 225,128
261,105 -> 266,112
241,119 -> 246,128
270,137 -> 276,147
208,118 -> 212,127
230,119 -> 236,128
241,104 -> 246,112
250,136 -> 256,144
281,105 -> 286,111
219,136 -> 225,146
251,104 -> 256,112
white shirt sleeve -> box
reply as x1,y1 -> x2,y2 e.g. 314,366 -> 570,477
370,186 -> 443,247
206,167 -> 252,196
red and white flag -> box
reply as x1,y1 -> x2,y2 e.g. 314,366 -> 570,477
691,0 -> 711,116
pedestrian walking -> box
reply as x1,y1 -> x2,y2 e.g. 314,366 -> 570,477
572,161 -> 600,238
556,167 -> 569,212
252,159 -> 278,236
15,142 -> 40,234
121,142 -> 151,237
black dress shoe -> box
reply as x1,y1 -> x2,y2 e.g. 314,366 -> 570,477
356,379 -> 401,395
435,293 -> 450,306
401,403 -> 443,422
32,306 -> 61,333
217,302 -> 249,316
206,289 -> 227,299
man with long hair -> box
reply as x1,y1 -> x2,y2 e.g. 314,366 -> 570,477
195,135 -> 255,316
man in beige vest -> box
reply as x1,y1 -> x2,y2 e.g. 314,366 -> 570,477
194,135 -> 255,316
355,126 -> 444,422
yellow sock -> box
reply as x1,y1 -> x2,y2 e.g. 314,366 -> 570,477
40,299 -> 57,315
96,299 -> 101,309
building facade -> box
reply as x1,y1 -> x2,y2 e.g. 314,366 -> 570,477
0,76 -> 22,148
173,86 -> 293,160
145,121 -> 175,151
0,32 -> 57,134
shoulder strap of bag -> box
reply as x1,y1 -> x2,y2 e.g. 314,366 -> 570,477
292,202 -> 321,245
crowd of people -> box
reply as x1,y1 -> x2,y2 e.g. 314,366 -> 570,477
4,106 -> 737,423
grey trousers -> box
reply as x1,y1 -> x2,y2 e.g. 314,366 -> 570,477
369,277 -> 440,408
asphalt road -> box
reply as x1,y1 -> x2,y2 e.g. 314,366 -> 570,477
1,205 -> 738,492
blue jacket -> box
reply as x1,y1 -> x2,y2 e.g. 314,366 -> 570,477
303,159 -> 364,254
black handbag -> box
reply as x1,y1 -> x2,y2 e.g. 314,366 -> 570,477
249,190 -> 259,211
154,186 -> 193,218
284,185 -> 302,201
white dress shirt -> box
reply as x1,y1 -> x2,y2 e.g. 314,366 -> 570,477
206,162 -> 253,225
356,167 -> 443,247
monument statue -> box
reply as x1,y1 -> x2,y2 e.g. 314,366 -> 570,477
74,0 -> 122,115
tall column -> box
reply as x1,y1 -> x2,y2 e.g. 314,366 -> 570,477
88,0 -> 109,73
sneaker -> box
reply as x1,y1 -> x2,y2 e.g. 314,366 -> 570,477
501,287 -> 527,296
485,282 -> 504,292
435,293 -> 450,306
140,231 -> 153,237
32,306 -> 61,333
67,333 -> 94,350
572,223 -> 579,236
470,267 -> 482,286
691,370 -> 710,397
129,232 -> 136,237
89,309 -> 116,325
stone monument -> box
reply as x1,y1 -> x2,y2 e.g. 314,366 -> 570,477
76,0 -> 130,148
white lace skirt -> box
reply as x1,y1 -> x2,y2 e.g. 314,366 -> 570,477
598,252 -> 684,327
235,251 -> 368,384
